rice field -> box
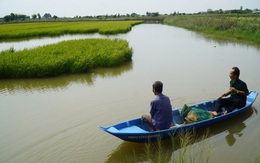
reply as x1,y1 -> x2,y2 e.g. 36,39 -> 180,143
0,38 -> 132,78
0,21 -> 143,40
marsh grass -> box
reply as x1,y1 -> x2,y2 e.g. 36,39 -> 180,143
144,138 -> 153,162
142,129 -> 213,163
0,38 -> 132,78
254,157 -> 260,163
164,15 -> 260,43
0,21 -> 143,40
173,130 -> 212,163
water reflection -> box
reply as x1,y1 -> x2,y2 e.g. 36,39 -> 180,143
213,107 -> 253,146
106,139 -> 175,163
252,107 -> 258,115
0,61 -> 132,95
1,24 -> 260,162
106,130 -> 211,163
0,33 -> 126,52
224,106 -> 257,146
225,123 -> 246,146
106,108 -> 254,162
190,30 -> 260,50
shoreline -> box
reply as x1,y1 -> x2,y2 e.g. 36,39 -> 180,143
163,15 -> 260,46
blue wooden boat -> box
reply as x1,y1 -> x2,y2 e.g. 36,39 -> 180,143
98,91 -> 258,143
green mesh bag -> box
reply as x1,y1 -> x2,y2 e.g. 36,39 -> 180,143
185,107 -> 213,123
180,104 -> 192,118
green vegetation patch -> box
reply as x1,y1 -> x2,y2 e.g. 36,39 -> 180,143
0,21 -> 143,40
0,38 -> 132,78
164,15 -> 260,43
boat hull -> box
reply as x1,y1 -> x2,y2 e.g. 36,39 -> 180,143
99,91 -> 258,143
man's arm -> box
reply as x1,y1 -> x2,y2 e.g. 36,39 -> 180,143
150,101 -> 155,118
230,87 -> 248,96
221,90 -> 232,97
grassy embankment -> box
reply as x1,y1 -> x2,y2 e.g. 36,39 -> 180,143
0,21 -> 143,40
0,38 -> 132,78
164,14 -> 260,44
0,21 -> 142,79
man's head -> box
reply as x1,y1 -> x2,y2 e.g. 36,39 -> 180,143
229,67 -> 240,80
152,81 -> 163,94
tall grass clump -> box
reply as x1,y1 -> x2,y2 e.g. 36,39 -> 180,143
0,21 -> 143,40
172,129 -> 212,163
164,15 -> 260,43
0,38 -> 132,79
142,129 -> 213,163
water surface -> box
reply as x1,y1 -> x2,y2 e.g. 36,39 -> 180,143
0,24 -> 260,163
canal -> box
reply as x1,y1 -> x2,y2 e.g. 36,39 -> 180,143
0,24 -> 260,162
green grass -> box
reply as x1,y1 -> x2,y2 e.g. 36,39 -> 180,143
0,38 -> 132,78
108,128 -> 260,163
0,21 -> 143,40
164,15 -> 260,44
140,129 -> 212,163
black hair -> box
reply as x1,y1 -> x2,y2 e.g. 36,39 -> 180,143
153,81 -> 163,93
232,67 -> 240,78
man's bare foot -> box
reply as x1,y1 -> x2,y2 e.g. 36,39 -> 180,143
211,111 -> 218,116
180,122 -> 186,126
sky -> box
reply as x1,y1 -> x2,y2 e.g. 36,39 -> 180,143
0,0 -> 259,17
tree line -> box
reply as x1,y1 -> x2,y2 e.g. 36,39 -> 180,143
3,13 -> 30,22
3,13 -> 58,22
205,8 -> 259,15
1,12 -> 160,23
1,8 -> 259,23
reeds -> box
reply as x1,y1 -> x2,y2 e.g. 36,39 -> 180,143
109,129 -> 259,162
164,15 -> 260,43
0,21 -> 143,40
172,129 -> 212,163
142,129 -> 213,163
0,38 -> 132,78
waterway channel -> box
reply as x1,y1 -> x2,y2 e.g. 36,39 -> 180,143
0,24 -> 260,163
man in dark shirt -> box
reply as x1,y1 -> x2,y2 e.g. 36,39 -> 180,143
142,81 -> 173,131
213,67 -> 249,115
